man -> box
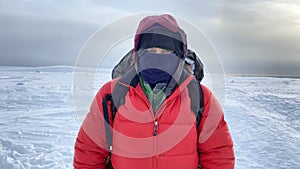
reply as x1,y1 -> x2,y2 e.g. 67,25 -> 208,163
74,14 -> 235,169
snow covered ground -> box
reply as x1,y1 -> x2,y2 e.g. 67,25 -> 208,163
0,66 -> 299,169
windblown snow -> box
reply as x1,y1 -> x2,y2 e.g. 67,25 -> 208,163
0,66 -> 299,169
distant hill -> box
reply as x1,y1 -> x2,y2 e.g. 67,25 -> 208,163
0,66 -> 112,73
226,73 -> 300,79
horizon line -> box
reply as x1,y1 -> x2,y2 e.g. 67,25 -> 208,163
0,65 -> 299,78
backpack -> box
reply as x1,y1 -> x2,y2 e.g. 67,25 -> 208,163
102,50 -> 204,148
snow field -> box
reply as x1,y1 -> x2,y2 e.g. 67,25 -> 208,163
0,67 -> 299,168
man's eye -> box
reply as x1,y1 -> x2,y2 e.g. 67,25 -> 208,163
147,49 -> 157,53
160,50 -> 173,54
146,48 -> 173,54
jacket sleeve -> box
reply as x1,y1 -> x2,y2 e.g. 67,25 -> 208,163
73,83 -> 112,169
197,85 -> 235,169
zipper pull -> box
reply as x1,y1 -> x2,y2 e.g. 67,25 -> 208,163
153,121 -> 158,136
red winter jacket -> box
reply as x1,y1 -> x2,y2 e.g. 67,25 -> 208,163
74,75 -> 234,169
74,14 -> 234,169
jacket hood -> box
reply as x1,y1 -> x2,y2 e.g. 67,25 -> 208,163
132,14 -> 189,96
133,14 -> 188,60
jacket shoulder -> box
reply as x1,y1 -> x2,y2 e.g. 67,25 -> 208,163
95,78 -> 119,100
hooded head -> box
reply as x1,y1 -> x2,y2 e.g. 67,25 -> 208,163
133,14 -> 187,58
133,14 -> 188,88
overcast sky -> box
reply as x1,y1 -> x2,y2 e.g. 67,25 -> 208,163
0,0 -> 299,76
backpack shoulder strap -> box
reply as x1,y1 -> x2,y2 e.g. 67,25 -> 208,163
102,94 -> 113,149
111,67 -> 139,117
102,68 -> 138,148
111,82 -> 129,119
102,83 -> 129,149
187,78 -> 204,128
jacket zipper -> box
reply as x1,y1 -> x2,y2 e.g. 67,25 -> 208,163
153,120 -> 158,169
153,121 -> 158,136
134,88 -> 158,168
153,92 -> 162,168
133,87 -> 161,168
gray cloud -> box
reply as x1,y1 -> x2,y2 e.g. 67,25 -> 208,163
0,12 -> 97,66
199,0 -> 300,75
0,0 -> 131,66
0,0 -> 299,76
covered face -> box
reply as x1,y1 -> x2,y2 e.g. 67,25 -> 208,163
133,14 -> 188,87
